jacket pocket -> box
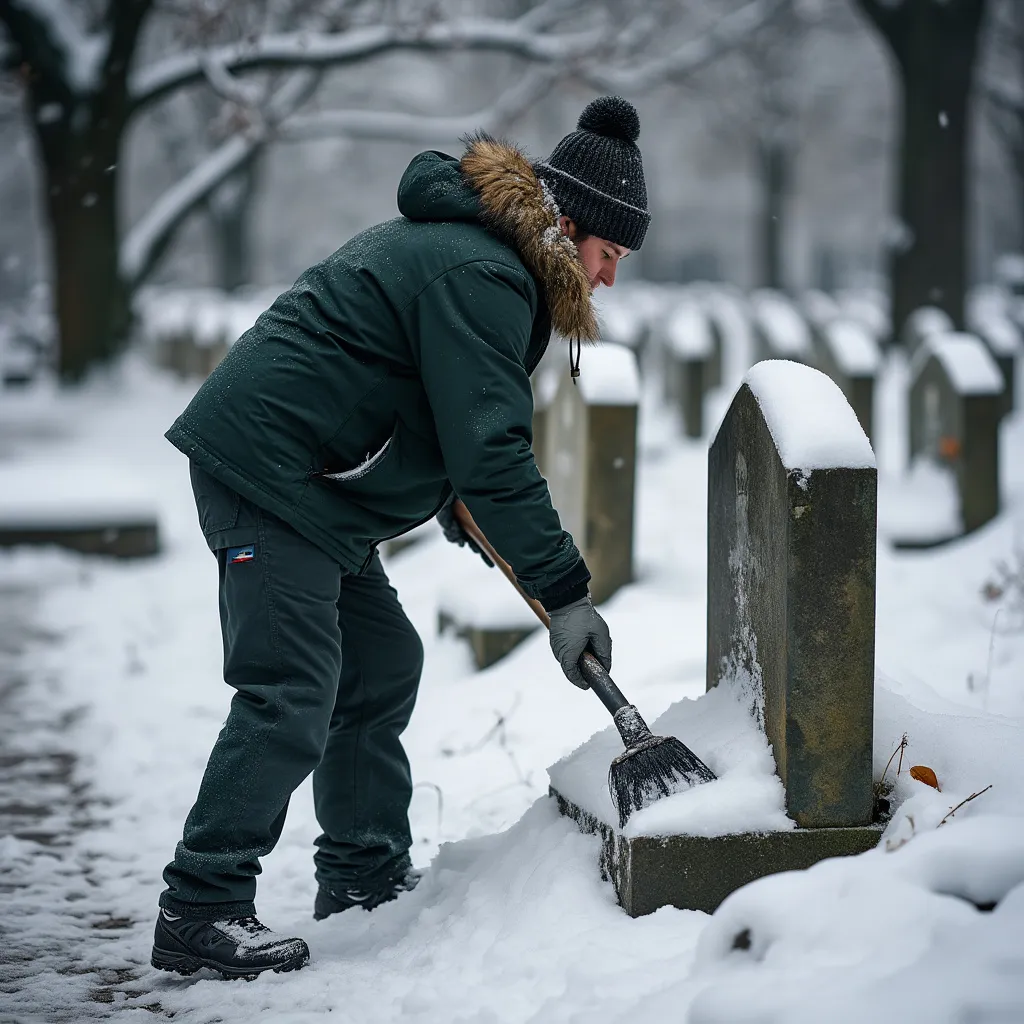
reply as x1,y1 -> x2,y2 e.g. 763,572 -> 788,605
321,433 -> 395,483
315,419 -> 401,492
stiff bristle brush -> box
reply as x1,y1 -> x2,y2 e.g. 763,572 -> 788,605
452,500 -> 716,828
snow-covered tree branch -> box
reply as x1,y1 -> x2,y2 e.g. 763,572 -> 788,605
129,17 -> 607,114
121,68 -> 319,289
0,0 -> 112,95
278,68 -> 561,144
577,0 -> 792,94
984,73 -> 1024,118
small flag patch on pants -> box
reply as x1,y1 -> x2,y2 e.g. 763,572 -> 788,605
228,544 -> 255,564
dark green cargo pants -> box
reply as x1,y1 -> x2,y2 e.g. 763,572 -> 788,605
160,464 -> 423,920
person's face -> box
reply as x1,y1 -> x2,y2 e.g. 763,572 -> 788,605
559,215 -> 630,291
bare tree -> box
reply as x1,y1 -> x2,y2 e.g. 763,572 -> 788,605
856,0 -> 988,338
0,0 -> 590,378
0,0 -> 785,380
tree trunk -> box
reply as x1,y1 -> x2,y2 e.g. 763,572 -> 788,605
209,161 -> 261,292
862,0 -> 987,341
755,135 -> 789,290
42,127 -> 130,379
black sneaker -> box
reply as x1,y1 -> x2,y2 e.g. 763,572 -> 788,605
313,869 -> 422,921
151,909 -> 310,979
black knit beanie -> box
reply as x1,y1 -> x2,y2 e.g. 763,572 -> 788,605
536,95 -> 650,251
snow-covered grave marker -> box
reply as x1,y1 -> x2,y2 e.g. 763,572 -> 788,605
799,288 -> 841,348
901,305 -> 953,357
530,363 -> 559,478
907,332 -> 1003,540
702,286 -> 756,388
137,287 -> 265,380
437,584 -> 540,670
0,495 -> 159,559
545,342 -> 639,604
813,317 -> 881,443
663,297 -> 717,439
749,289 -> 814,365
835,287 -> 891,344
968,310 -> 1021,418
549,361 -> 883,918
597,293 -> 647,365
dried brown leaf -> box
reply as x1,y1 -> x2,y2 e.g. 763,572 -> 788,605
909,765 -> 940,791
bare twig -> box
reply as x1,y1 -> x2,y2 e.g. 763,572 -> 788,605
442,696 -> 523,758
879,732 -> 908,789
938,785 -> 993,827
576,0 -> 791,94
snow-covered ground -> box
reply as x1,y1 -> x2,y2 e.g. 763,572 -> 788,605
1,341 -> 1023,1022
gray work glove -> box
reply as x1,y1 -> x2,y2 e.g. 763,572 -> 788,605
548,595 -> 612,689
436,495 -> 493,568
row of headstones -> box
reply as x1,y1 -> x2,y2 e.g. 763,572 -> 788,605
613,285 -> 1020,540
438,283 -> 1021,669
616,285 -> 1019,440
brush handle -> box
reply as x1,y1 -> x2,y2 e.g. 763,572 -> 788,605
452,500 -> 631,715
578,652 -> 630,714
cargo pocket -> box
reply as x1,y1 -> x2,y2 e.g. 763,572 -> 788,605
189,462 -> 258,553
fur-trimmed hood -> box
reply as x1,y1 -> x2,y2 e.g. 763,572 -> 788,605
460,135 -> 598,342
396,135 -> 598,343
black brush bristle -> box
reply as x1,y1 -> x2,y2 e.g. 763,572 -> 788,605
609,736 -> 716,829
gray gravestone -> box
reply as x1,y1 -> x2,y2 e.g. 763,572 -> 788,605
909,333 -> 1003,535
545,343 -> 639,604
749,290 -> 814,366
531,365 -> 559,478
664,298 -> 716,439
901,306 -> 952,358
437,607 -> 537,670
707,361 -> 877,829
704,288 -> 756,389
800,289 -> 841,354
0,515 -> 159,558
837,291 -> 890,346
969,313 -> 1021,419
814,317 -> 881,443
551,361 -> 882,917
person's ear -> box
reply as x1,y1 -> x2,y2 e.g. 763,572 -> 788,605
557,215 -> 575,239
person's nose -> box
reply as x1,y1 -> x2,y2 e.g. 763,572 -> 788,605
601,259 -> 618,288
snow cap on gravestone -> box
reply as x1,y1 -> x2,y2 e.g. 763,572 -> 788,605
536,96 -> 651,252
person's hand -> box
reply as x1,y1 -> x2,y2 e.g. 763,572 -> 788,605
548,595 -> 612,688
436,495 -> 494,568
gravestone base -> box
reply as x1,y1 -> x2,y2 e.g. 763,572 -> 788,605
437,610 -> 537,670
0,518 -> 160,559
554,790 -> 883,918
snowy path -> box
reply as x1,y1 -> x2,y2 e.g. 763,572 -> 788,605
0,356 -> 1023,1021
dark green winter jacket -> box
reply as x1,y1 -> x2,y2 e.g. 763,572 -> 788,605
166,135 -> 601,609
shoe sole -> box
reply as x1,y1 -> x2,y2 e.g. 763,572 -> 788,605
151,946 -> 309,980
